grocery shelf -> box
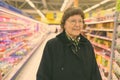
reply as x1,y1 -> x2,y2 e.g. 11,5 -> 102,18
85,19 -> 114,25
84,10 -> 120,80
92,42 -> 111,52
12,33 -> 57,80
86,33 -> 112,41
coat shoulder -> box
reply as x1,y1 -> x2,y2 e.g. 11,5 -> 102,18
46,37 -> 62,47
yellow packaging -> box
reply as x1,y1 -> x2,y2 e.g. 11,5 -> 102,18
97,55 -> 102,64
101,57 -> 108,67
109,22 -> 114,29
106,60 -> 110,71
107,32 -> 113,39
96,23 -> 103,28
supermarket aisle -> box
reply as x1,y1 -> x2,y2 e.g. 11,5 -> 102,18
14,33 -> 57,80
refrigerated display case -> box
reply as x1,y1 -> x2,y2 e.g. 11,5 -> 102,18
0,2 -> 49,80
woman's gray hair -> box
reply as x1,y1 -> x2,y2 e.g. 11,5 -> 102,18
60,7 -> 85,29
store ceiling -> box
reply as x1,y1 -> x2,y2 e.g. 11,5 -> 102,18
3,0 -> 116,19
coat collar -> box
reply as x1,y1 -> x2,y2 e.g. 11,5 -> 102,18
56,31 -> 88,46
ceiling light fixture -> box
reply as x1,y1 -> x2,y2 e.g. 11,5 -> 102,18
60,0 -> 69,11
25,0 -> 45,18
84,0 -> 111,13
25,0 -> 35,8
60,0 -> 73,12
106,7 -> 115,11
36,9 -> 46,18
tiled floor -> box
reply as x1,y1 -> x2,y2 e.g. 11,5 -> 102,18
14,33 -> 57,80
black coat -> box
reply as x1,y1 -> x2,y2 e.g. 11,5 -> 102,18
37,31 -> 102,80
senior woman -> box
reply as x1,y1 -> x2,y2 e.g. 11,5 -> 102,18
37,7 -> 102,80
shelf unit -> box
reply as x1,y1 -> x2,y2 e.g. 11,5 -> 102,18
0,6 -> 48,80
85,10 -> 120,80
108,11 -> 120,80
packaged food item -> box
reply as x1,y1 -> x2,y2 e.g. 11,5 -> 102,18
101,57 -> 108,67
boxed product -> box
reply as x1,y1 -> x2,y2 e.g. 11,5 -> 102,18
96,23 -> 103,28
107,32 -> 113,39
103,40 -> 111,48
109,22 -> 114,29
101,57 -> 108,67
96,54 -> 102,64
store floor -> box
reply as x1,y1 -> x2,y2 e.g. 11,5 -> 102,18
14,33 -> 57,80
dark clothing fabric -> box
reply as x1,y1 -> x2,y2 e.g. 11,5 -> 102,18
37,31 -> 102,80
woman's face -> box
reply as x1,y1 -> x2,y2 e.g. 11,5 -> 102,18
64,15 -> 84,39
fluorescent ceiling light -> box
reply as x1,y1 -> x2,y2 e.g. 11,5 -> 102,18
90,4 -> 100,9
84,0 -> 111,13
60,0 -> 73,11
36,9 -> 45,18
60,0 -> 69,11
84,8 -> 92,13
100,0 -> 110,4
25,0 -> 35,8
28,1 -> 35,8
106,7 -> 115,11
25,0 -> 45,18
